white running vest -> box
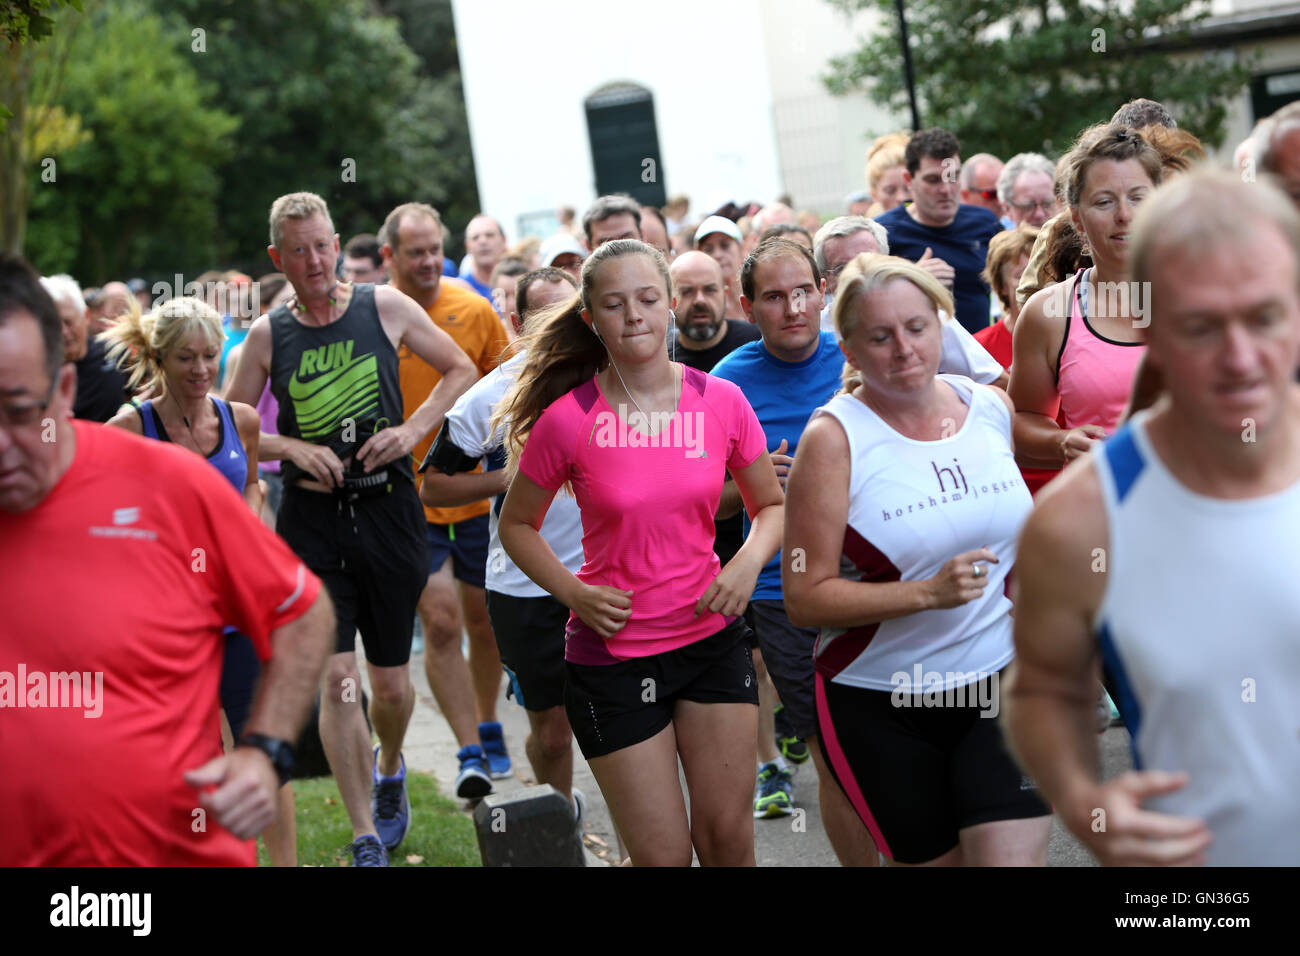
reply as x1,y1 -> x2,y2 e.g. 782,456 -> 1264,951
813,375 -> 1031,691
1094,412 -> 1300,865
443,352 -> 585,598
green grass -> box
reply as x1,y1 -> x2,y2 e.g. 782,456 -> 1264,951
256,771 -> 481,867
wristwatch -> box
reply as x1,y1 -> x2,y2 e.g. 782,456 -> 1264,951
237,733 -> 296,786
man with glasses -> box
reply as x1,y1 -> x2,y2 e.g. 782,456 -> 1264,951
960,153 -> 1007,225
998,153 -> 1059,228
0,252 -> 334,865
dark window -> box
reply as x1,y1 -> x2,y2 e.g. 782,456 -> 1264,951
585,83 -> 667,207
1251,69 -> 1300,121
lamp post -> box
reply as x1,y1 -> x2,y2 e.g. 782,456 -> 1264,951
894,0 -> 921,131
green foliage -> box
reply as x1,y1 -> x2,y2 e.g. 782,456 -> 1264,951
0,0 -> 82,45
153,0 -> 480,272
18,0 -> 479,278
824,0 -> 1251,158
25,0 -> 238,280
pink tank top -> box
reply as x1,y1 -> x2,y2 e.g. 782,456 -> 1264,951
1056,268 -> 1145,432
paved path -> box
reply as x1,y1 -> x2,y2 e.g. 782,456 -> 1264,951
390,650 -> 1131,866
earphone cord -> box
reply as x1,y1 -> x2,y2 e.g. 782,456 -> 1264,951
599,333 -> 678,428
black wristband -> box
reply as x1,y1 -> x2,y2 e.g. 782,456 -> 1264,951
236,733 -> 295,786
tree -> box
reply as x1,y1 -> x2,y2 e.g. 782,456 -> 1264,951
152,0 -> 480,273
1,0 -> 84,253
374,0 -> 480,259
24,0 -> 238,279
823,0 -> 1251,158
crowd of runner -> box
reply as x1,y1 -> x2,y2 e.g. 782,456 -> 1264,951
2,95 -> 1299,867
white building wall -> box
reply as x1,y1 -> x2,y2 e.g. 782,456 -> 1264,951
758,0 -> 906,215
451,0 -> 785,240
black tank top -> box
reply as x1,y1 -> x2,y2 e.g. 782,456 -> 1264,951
268,283 -> 411,485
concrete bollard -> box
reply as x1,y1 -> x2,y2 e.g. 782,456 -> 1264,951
473,784 -> 585,867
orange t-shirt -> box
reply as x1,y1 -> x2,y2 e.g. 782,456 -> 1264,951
398,282 -> 509,524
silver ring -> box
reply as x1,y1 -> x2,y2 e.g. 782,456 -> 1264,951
972,563 -> 984,578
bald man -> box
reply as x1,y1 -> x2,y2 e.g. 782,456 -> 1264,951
668,251 -> 759,371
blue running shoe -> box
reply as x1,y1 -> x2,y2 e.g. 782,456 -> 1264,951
351,834 -> 388,867
455,744 -> 494,799
371,745 -> 410,851
754,761 -> 795,819
478,721 -> 513,779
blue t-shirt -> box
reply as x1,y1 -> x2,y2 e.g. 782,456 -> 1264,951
875,203 -> 1003,335
219,314 -> 248,385
711,331 -> 846,600
463,271 -> 493,303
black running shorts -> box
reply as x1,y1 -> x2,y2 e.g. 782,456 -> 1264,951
485,590 -> 568,713
816,669 -> 1051,864
277,483 -> 429,667
564,616 -> 758,760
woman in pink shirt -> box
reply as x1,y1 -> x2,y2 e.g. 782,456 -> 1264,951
496,239 -> 784,866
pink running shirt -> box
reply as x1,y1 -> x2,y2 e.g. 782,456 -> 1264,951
1057,268 -> 1145,433
519,364 -> 767,662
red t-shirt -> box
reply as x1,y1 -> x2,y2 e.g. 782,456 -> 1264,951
0,421 -> 322,866
974,319 -> 1060,497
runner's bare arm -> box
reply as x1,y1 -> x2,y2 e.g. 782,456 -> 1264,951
1002,468 -> 1107,816
357,285 -> 476,472
499,471 -> 631,640
1010,282 -> 1107,468
697,446 -> 783,618
186,589 -> 335,839
105,405 -> 144,435
222,316 -> 321,465
1009,285 -> 1072,468
419,467 -> 508,510
233,401 -> 264,515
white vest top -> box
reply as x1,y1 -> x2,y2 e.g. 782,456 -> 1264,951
1094,412 -> 1300,865
443,352 -> 585,598
812,375 -> 1031,691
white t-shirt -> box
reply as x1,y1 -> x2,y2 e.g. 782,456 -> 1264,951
812,375 -> 1031,691
441,352 -> 585,598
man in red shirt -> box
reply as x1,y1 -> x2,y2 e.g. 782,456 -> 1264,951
0,253 -> 334,865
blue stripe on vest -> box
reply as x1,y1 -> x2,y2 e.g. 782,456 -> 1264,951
1103,424 -> 1145,504
1097,620 -> 1143,770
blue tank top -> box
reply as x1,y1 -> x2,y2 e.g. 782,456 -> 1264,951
138,395 -> 248,493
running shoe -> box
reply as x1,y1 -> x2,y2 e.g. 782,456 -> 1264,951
754,761 -> 795,818
774,704 -> 810,764
351,834 -> 388,867
370,745 -> 410,851
478,721 -> 513,778
455,744 -> 494,799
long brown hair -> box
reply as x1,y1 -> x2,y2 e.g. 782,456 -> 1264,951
491,239 -> 671,484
